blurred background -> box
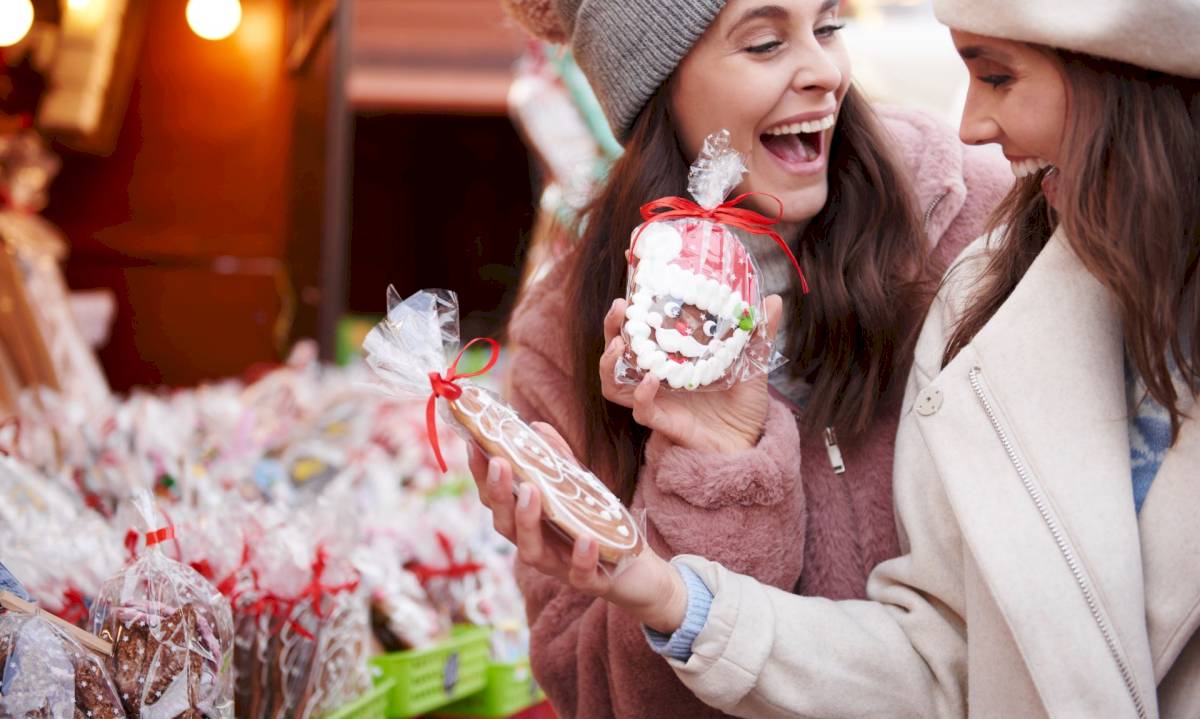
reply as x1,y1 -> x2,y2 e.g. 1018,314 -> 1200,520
0,0 -> 969,398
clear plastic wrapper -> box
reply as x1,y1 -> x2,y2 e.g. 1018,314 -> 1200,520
617,130 -> 803,391
228,505 -> 370,719
363,288 -> 646,572
0,456 -> 124,625
0,606 -> 126,719
88,492 -> 235,719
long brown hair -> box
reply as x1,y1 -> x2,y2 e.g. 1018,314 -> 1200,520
559,82 -> 929,500
944,51 -> 1200,442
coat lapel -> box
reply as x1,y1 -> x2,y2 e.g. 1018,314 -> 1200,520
914,230 -> 1158,716
1139,410 -> 1200,679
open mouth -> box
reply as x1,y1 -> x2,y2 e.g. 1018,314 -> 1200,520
761,114 -> 835,166
1010,157 -> 1053,179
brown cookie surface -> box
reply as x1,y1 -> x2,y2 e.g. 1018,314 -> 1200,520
449,385 -> 644,563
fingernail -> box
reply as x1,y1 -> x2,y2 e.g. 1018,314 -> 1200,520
610,298 -> 620,313
608,336 -> 621,352
486,460 -> 500,486
577,535 -> 594,555
517,484 -> 531,509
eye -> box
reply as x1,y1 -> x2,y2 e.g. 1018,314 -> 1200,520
702,320 -> 717,338
745,40 -> 783,55
663,300 -> 682,318
815,22 -> 845,40
978,74 -> 1013,88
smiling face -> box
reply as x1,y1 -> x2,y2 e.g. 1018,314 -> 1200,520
670,0 -> 852,224
952,30 -> 1069,180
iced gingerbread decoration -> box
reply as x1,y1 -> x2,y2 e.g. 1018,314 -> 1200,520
619,130 -> 807,391
363,288 -> 644,566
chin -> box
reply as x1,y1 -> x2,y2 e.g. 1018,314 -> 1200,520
777,182 -> 830,224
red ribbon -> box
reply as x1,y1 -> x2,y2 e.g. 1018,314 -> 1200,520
634,192 -> 809,294
426,337 -> 500,473
408,531 -> 484,583
145,526 -> 175,547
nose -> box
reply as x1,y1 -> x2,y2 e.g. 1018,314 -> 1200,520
674,319 -> 692,335
958,89 -> 1001,146
790,42 -> 843,96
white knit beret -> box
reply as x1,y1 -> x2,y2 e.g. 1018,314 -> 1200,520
933,0 -> 1200,79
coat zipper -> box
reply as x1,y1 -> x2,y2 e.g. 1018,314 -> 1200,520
824,426 -> 845,475
923,191 -> 948,229
967,366 -> 1148,719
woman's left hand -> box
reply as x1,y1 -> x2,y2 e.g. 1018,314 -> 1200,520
468,426 -> 689,634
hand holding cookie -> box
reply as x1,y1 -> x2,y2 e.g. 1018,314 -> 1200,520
600,294 -> 782,453
469,439 -> 689,635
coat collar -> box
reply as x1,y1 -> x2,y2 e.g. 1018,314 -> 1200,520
915,229 -> 1171,716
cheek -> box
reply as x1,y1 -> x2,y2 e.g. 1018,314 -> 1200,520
672,61 -> 796,159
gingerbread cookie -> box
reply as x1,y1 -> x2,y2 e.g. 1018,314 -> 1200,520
101,603 -> 222,719
623,219 -> 760,390
448,385 -> 644,564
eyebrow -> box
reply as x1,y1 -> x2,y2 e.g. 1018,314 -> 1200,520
725,0 -> 839,39
958,45 -> 1014,62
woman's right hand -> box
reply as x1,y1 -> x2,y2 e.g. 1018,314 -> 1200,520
599,295 -> 783,454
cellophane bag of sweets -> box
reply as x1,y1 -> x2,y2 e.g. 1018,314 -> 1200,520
362,288 -> 645,571
0,607 -> 127,719
229,504 -> 370,719
618,129 -> 807,391
88,491 -> 235,719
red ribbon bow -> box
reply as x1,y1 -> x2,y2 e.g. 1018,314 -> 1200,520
426,337 -> 501,473
634,191 -> 809,294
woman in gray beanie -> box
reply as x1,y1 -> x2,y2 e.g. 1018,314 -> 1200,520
471,0 -> 1009,717
483,0 -> 1200,717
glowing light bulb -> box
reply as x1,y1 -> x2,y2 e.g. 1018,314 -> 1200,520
186,0 -> 241,41
0,0 -> 34,47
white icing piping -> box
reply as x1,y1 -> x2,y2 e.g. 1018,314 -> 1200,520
454,389 -> 641,552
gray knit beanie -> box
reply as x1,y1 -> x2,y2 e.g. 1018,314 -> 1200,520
502,0 -> 727,142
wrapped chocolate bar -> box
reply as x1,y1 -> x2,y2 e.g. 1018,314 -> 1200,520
88,492 -> 235,719
363,288 -> 645,568
0,602 -> 126,719
618,130 -> 807,390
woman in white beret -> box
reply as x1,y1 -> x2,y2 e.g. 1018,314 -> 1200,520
489,0 -> 1200,716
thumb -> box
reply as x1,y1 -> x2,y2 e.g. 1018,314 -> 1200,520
763,294 -> 784,343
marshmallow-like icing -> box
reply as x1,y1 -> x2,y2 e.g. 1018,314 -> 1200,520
633,223 -> 684,263
623,220 -> 760,390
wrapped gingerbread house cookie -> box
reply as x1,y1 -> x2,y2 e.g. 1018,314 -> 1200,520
363,288 -> 644,568
619,130 -> 807,391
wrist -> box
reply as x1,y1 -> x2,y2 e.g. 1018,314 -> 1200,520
641,560 -> 688,634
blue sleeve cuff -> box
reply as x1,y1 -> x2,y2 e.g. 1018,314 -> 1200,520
643,565 -> 714,662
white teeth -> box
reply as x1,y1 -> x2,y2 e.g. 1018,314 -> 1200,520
1010,158 -> 1053,179
766,113 -> 836,136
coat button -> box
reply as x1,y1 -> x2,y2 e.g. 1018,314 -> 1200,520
916,387 -> 943,416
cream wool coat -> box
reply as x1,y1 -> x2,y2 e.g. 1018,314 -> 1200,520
667,230 -> 1200,718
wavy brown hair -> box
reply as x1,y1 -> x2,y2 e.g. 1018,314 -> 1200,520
558,83 -> 929,501
944,51 -> 1200,442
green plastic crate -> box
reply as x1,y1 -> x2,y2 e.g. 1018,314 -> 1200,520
434,659 -> 544,718
371,625 -> 491,718
323,678 -> 396,719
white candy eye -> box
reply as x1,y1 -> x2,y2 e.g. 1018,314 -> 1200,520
702,320 -> 717,338
663,300 -> 682,319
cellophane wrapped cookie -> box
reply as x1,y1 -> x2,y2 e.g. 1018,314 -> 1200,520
0,609 -> 127,719
88,492 -> 235,719
229,508 -> 370,719
618,130 -> 797,391
363,288 -> 645,570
